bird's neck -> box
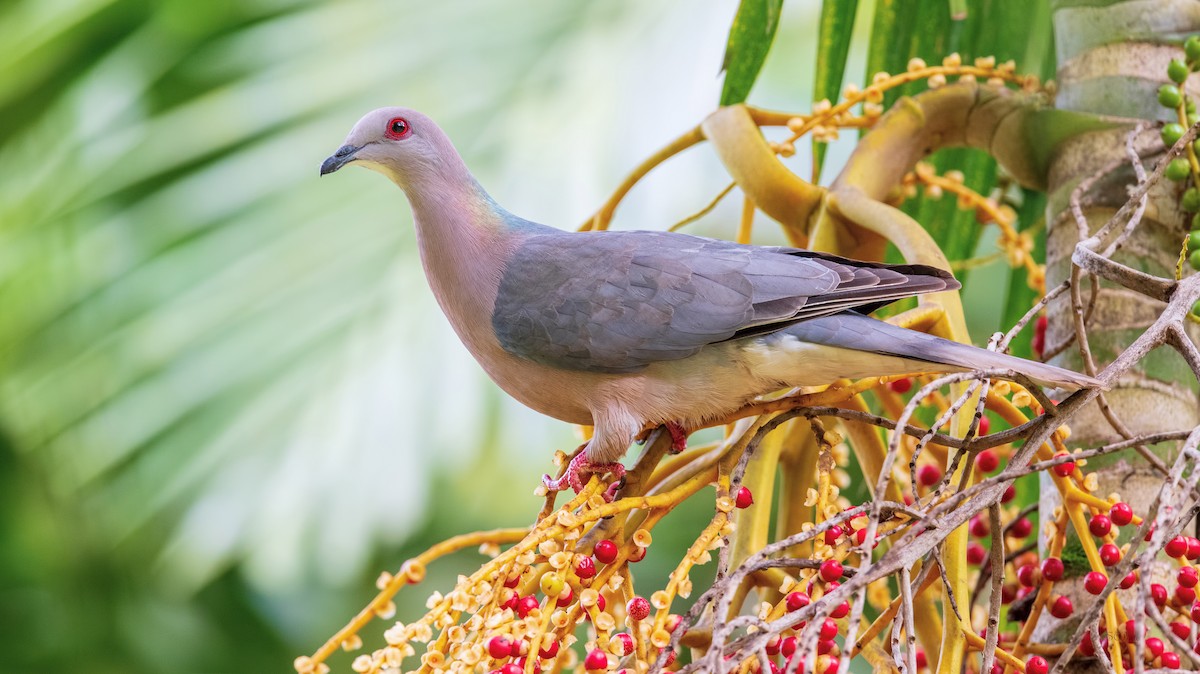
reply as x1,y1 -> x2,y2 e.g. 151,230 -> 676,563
401,170 -> 525,352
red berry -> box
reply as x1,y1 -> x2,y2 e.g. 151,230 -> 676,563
613,633 -> 634,656
1026,655 -> 1049,674
915,649 -> 928,669
538,639 -> 560,659
735,486 -> 754,509
555,586 -> 574,607
575,556 -> 597,579
831,601 -> 850,619
1009,517 -> 1032,539
498,664 -> 523,674
584,649 -> 608,671
824,525 -> 844,545
1151,583 -> 1168,607
1180,566 -> 1199,588
1188,537 -> 1200,560
627,545 -> 646,563
1017,564 -> 1039,587
1041,557 -> 1065,581
781,636 -> 798,658
1178,585 -> 1197,605
1169,536 -> 1191,558
765,637 -> 781,656
977,415 -> 991,435
626,596 -> 650,621
1109,502 -> 1133,526
1191,600 -> 1200,623
822,656 -> 839,674
1050,595 -> 1073,619
817,639 -> 835,655
1120,571 -> 1137,589
785,591 -> 811,612
1124,619 -> 1138,642
1088,514 -> 1112,537
918,464 -> 942,486
819,559 -> 844,582
1079,632 -> 1095,657
1051,452 -> 1075,477
966,542 -> 987,565
969,516 -> 990,538
819,618 -> 838,640
517,595 -> 540,617
1001,484 -> 1016,503
888,377 -> 913,393
488,636 -> 513,659
1162,652 -> 1181,669
1099,543 -> 1121,566
1171,621 -> 1191,640
1084,571 -> 1108,594
1147,637 -> 1165,657
593,539 -> 618,564
595,593 -> 606,613
1001,583 -> 1017,604
504,573 -> 521,588
501,590 -> 519,610
975,450 -> 1000,473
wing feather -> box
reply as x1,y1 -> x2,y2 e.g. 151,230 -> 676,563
491,230 -> 958,373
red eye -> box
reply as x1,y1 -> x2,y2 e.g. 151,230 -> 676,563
385,117 -> 411,139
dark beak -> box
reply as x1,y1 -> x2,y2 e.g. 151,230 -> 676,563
320,144 -> 360,175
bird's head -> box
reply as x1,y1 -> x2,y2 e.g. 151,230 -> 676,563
320,107 -> 453,188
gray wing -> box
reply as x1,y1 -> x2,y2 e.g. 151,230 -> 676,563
491,230 -> 958,374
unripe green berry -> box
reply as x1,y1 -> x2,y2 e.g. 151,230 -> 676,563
1193,212 -> 1200,231
1187,36 -> 1200,63
1163,123 -> 1187,147
1191,248 -> 1200,270
1190,113 -> 1200,128
1167,157 -> 1191,181
1184,186 -> 1200,212
1192,298 -> 1200,317
1160,84 -> 1183,108
1189,229 -> 1200,252
1169,58 -> 1190,84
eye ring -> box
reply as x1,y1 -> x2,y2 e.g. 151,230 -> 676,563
385,117 -> 411,139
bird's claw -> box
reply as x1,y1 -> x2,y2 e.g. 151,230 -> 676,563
666,421 -> 689,454
542,451 -> 626,502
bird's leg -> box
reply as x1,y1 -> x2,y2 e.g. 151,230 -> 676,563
665,421 -> 689,454
634,422 -> 690,453
541,445 -> 627,500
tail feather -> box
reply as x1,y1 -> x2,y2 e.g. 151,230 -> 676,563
780,313 -> 1103,390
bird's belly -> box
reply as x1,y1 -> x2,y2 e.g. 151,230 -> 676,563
474,348 -> 599,425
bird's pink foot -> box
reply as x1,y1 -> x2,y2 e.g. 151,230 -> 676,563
666,421 -> 689,454
542,451 -> 627,501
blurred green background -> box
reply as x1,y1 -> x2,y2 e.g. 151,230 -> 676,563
0,1 -> 1025,671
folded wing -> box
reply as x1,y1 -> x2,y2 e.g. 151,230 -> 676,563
491,230 -> 958,374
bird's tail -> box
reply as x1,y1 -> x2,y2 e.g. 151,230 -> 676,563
779,313 -> 1104,391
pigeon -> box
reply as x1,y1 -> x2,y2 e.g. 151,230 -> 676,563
320,107 -> 1099,497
